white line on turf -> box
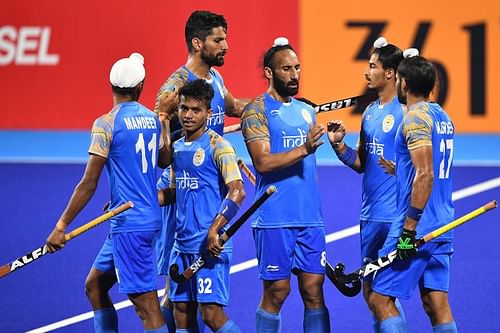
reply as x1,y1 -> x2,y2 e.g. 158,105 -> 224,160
26,176 -> 500,333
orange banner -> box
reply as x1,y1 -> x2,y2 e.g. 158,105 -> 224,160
299,0 -> 500,133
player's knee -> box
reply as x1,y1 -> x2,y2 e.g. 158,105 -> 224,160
201,304 -> 227,328
298,277 -> 325,306
265,282 -> 291,306
133,299 -> 160,322
367,291 -> 387,317
84,275 -> 101,302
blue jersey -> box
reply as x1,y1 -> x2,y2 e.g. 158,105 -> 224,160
241,93 -> 324,228
359,96 -> 404,222
388,101 -> 454,241
89,101 -> 163,233
172,129 -> 242,253
154,66 -> 228,135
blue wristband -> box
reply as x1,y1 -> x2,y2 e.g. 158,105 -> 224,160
336,145 -> 357,167
407,205 -> 424,221
218,198 -> 240,221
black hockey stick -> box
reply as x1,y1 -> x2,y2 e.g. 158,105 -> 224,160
236,159 -> 361,296
296,92 -> 378,114
169,185 -> 277,283
326,261 -> 361,297
331,200 -> 497,291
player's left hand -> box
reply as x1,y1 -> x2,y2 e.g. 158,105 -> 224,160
396,228 -> 418,260
207,228 -> 223,257
378,156 -> 395,175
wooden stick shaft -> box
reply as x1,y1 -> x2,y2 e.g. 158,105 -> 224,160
237,159 -> 256,186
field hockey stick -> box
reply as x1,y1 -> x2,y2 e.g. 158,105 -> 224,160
296,93 -> 378,114
0,201 -> 134,278
237,159 -> 256,185
169,185 -> 277,283
223,123 -> 241,134
235,160 -> 360,297
331,200 -> 498,290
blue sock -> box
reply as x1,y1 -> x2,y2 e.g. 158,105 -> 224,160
380,315 -> 407,333
256,307 -> 281,333
175,329 -> 197,333
93,308 -> 118,333
394,299 -> 406,323
215,319 -> 241,333
433,321 -> 457,333
160,306 -> 176,333
145,324 -> 168,332
303,307 -> 330,333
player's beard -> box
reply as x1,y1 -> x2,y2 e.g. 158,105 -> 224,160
201,48 -> 225,67
397,80 -> 407,105
273,74 -> 299,98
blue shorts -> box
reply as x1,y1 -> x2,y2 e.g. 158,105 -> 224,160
156,204 -> 176,275
92,231 -> 159,294
253,227 -> 326,280
372,237 -> 454,300
360,221 -> 391,281
168,250 -> 232,306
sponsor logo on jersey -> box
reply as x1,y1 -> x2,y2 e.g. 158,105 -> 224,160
282,128 -> 307,148
193,148 -> 205,166
266,264 -> 280,272
382,114 -> 395,133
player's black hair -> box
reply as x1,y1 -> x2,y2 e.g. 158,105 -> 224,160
178,79 -> 214,108
263,44 -> 296,70
397,56 -> 436,98
185,10 -> 228,53
111,85 -> 142,101
372,44 -> 403,72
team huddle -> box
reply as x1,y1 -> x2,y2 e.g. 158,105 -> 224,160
45,9 -> 457,333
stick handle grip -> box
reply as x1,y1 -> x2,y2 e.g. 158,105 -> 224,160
65,201 -> 134,241
420,200 -> 497,244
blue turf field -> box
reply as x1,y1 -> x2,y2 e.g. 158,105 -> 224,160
0,132 -> 499,332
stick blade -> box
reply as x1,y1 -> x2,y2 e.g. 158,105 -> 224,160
325,262 -> 361,297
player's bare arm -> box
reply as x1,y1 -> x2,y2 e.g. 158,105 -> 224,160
224,91 -> 251,118
248,123 -> 325,173
405,145 -> 434,230
157,114 -> 172,168
207,179 -> 245,256
157,188 -> 175,207
46,154 -> 106,252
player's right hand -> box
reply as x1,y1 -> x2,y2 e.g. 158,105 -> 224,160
326,120 -> 346,146
207,229 -> 223,257
304,123 -> 325,154
158,88 -> 179,118
46,227 -> 66,253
